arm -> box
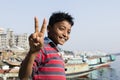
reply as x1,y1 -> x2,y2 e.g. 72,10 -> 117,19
18,17 -> 47,80
18,52 -> 37,80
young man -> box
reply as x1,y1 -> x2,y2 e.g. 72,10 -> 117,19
19,11 -> 74,80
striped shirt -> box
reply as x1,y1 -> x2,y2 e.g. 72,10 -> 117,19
32,37 -> 66,80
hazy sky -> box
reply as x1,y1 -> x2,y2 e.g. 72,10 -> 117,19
0,0 -> 120,53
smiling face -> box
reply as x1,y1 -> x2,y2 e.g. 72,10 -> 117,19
48,20 -> 72,45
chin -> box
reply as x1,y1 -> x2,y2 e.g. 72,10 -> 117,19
59,42 -> 65,45
59,44 -> 64,45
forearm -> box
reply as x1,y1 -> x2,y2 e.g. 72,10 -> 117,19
19,51 -> 37,80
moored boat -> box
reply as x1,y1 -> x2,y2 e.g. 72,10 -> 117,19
87,54 -> 116,69
64,50 -> 116,78
64,58 -> 90,78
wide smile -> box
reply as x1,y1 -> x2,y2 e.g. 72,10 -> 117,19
59,36 -> 66,42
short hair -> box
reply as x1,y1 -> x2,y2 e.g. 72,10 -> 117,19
48,11 -> 74,27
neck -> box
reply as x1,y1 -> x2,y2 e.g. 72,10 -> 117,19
48,36 -> 58,46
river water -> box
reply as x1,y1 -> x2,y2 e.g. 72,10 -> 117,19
67,55 -> 120,80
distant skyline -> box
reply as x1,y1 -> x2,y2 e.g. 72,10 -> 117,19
0,0 -> 120,53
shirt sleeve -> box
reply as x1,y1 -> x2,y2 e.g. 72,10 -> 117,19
32,50 -> 44,75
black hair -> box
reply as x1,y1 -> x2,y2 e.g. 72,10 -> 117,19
48,11 -> 74,27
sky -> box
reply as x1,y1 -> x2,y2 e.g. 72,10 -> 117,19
0,0 -> 120,53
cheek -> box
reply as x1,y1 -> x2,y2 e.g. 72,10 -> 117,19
66,35 -> 70,41
49,29 -> 58,35
50,31 -> 60,39
53,30 -> 61,36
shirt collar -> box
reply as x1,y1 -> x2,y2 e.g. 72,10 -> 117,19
44,37 -> 57,47
44,37 -> 63,52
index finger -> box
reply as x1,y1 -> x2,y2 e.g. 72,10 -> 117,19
34,16 -> 39,33
40,18 -> 47,33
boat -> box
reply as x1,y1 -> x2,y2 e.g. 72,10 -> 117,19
87,54 -> 116,69
64,50 -> 116,78
64,58 -> 91,78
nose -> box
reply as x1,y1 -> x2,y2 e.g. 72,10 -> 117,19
63,31 -> 68,37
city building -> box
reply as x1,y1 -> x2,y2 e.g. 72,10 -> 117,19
0,28 -> 29,51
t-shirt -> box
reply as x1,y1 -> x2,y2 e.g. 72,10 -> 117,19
32,37 -> 66,80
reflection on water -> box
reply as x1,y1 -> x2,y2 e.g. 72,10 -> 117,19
67,55 -> 120,80
88,67 -> 119,80
67,67 -> 119,80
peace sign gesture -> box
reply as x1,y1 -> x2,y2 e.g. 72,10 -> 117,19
29,17 -> 47,53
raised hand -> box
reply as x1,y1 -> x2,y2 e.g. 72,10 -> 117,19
29,17 -> 47,53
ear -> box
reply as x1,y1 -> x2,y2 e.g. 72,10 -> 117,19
47,25 -> 51,32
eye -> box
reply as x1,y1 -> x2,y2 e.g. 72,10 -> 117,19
67,30 -> 71,34
59,26 -> 65,31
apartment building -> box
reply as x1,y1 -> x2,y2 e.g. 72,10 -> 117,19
0,28 -> 29,51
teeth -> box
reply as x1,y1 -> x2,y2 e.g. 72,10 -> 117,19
61,38 -> 65,41
59,37 -> 66,42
